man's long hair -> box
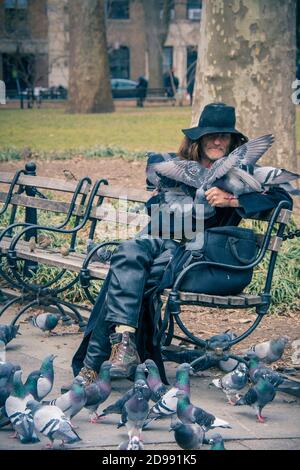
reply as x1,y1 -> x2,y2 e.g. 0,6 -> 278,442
178,134 -> 245,162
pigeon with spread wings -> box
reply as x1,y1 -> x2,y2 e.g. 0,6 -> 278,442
151,134 -> 275,196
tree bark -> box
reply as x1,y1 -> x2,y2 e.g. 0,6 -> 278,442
192,0 -> 297,171
142,0 -> 171,88
67,0 -> 114,113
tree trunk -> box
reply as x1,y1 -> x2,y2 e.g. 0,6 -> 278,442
142,0 -> 171,88
67,0 -> 114,113
192,0 -> 297,171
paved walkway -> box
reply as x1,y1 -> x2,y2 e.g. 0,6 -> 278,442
1,318 -> 300,451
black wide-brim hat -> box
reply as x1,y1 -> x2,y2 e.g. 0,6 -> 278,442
182,102 -> 248,142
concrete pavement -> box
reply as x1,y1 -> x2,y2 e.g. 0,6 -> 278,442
0,317 -> 300,451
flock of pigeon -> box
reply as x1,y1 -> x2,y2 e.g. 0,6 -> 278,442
0,321 -> 297,450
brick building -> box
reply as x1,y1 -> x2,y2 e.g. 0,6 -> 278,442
0,0 -> 201,95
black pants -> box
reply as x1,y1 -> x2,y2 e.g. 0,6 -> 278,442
82,237 -> 179,372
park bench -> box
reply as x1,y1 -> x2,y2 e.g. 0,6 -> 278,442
0,163 -> 150,328
0,163 -> 297,371
145,88 -> 176,105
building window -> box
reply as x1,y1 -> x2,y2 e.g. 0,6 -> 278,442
187,0 -> 202,21
163,47 -> 173,75
4,0 -> 28,35
109,46 -> 130,79
5,0 -> 28,7
106,0 -> 129,19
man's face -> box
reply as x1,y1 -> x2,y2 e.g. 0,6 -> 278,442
200,133 -> 232,161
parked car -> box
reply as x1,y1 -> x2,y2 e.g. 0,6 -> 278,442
110,78 -> 138,99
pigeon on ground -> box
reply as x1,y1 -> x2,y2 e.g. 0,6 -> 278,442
24,354 -> 56,401
0,362 -> 21,407
118,436 -> 145,450
123,379 -> 150,440
84,361 -> 112,422
176,390 -> 231,432
218,357 -> 239,373
144,359 -> 167,401
169,417 -> 204,450
206,331 -> 237,351
48,376 -> 87,420
246,336 -> 289,364
0,324 -> 21,346
99,364 -> 148,422
143,363 -> 192,428
209,433 -> 226,450
26,399 -> 81,448
247,355 -> 299,393
212,363 -> 249,404
29,313 -> 60,335
5,370 -> 39,443
234,378 -> 276,423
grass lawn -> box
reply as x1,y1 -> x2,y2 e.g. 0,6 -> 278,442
0,106 -> 193,154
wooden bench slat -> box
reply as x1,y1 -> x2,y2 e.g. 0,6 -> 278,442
0,173 -> 89,194
0,238 -> 109,280
92,205 -> 149,226
97,186 -> 149,202
162,289 -> 263,307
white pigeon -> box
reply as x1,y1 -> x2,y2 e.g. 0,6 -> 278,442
143,363 -> 192,428
212,363 -> 249,404
26,399 -> 81,448
48,376 -> 87,420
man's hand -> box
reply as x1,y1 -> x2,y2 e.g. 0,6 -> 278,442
205,187 -> 240,208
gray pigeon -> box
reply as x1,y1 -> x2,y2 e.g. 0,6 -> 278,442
169,417 -> 204,450
24,354 -> 56,401
26,399 -> 81,448
99,364 -> 148,422
144,359 -> 167,401
209,433 -> 226,450
118,436 -> 145,450
212,363 -> 249,404
123,379 -> 150,440
246,336 -> 289,364
0,324 -> 21,346
176,390 -> 231,432
48,376 -> 87,420
207,331 -> 237,351
29,313 -> 60,334
5,370 -> 39,443
234,378 -> 276,423
144,363 -> 192,428
84,361 -> 112,422
247,355 -> 299,393
0,362 -> 21,407
252,166 -> 300,195
152,135 -> 275,197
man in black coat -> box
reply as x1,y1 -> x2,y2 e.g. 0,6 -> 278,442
67,103 -> 292,389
